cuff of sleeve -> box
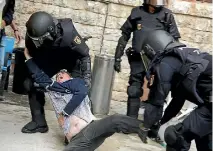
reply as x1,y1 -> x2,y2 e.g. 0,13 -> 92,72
3,17 -> 12,26
62,110 -> 69,116
25,57 -> 32,62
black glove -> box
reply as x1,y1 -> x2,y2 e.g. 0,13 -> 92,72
138,123 -> 150,144
114,59 -> 121,73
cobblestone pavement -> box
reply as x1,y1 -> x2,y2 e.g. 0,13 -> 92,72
0,76 -> 196,151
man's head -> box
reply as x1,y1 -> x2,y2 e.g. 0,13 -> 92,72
56,69 -> 71,83
26,11 -> 57,48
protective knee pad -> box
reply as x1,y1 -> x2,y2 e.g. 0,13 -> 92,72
127,85 -> 142,98
164,124 -> 184,148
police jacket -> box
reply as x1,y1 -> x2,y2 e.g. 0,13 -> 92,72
144,47 -> 212,128
121,6 -> 180,53
25,58 -> 88,116
2,0 -> 15,26
25,19 -> 91,88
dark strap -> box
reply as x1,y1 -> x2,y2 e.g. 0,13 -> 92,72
60,19 -> 74,47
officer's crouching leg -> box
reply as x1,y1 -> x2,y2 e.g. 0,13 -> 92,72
127,84 -> 142,118
21,78 -> 48,133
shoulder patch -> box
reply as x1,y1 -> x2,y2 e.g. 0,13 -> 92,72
74,36 -> 81,44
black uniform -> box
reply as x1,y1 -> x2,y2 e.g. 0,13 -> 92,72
114,5 -> 180,118
2,0 -> 15,26
13,17 -> 92,133
138,30 -> 212,150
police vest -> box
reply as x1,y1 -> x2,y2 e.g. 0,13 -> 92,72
149,47 -> 210,104
58,19 -> 75,47
173,47 -> 210,104
130,7 -> 172,53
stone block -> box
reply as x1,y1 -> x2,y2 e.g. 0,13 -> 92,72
64,9 -> 106,27
86,37 -> 102,52
108,3 -> 132,18
101,40 -> 117,55
61,0 -> 87,10
86,1 -> 108,15
15,1 -> 60,17
180,40 -> 212,53
14,13 -> 30,27
170,0 -> 212,18
100,0 -> 141,6
105,16 -> 126,29
113,75 -> 128,92
175,14 -> 212,32
112,91 -> 128,101
103,28 -> 122,42
180,27 -> 212,44
74,23 -> 104,39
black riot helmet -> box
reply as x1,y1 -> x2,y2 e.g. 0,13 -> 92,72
141,30 -> 184,60
144,0 -> 167,8
26,11 -> 57,48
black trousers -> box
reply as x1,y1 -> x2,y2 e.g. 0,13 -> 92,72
64,114 -> 142,151
126,50 -> 146,118
167,104 -> 212,151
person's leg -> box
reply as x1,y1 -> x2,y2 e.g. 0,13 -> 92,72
65,114 -> 142,151
21,78 -> 48,133
195,133 -> 212,151
4,66 -> 10,91
164,104 -> 212,151
126,50 -> 146,118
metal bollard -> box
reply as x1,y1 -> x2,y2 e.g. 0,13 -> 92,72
90,54 -> 115,115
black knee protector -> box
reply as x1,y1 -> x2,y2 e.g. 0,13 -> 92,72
127,85 -> 142,98
164,124 -> 184,149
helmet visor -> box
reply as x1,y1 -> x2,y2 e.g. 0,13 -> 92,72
144,0 -> 167,6
27,32 -> 52,48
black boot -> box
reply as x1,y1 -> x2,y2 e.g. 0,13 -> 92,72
22,89 -> 48,133
127,98 -> 140,118
21,120 -> 48,133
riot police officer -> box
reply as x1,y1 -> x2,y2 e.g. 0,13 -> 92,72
137,29 -> 212,151
13,11 -> 92,133
114,0 -> 181,118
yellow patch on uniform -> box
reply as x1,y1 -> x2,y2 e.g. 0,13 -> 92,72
74,36 -> 81,44
137,24 -> 142,30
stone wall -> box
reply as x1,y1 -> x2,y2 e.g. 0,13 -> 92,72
6,0 -> 212,102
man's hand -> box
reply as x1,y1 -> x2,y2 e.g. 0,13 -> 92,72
58,113 -> 65,127
14,30 -> 21,44
114,60 -> 121,73
24,48 -> 32,60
